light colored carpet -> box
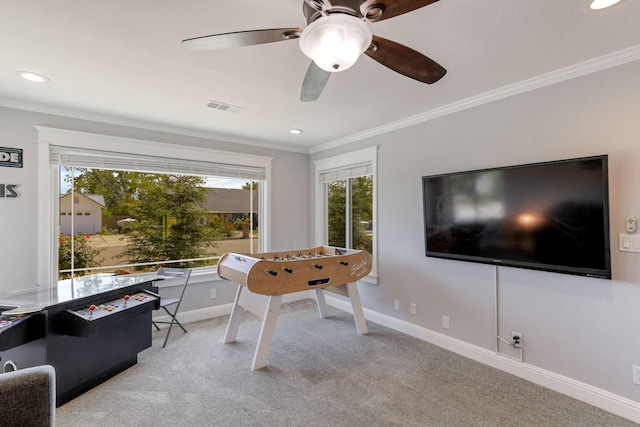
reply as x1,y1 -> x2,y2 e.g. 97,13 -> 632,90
56,299 -> 637,426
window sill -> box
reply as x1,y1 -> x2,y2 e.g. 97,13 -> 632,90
360,274 -> 378,285
125,266 -> 222,288
189,266 -> 222,284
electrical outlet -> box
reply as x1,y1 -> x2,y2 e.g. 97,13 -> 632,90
409,303 -> 416,315
512,332 -> 523,349
633,366 -> 640,385
442,316 -> 450,330
210,289 -> 217,299
393,299 -> 400,310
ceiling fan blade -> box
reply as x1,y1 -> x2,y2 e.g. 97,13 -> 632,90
182,28 -> 302,50
364,35 -> 446,84
360,0 -> 439,23
300,61 -> 331,102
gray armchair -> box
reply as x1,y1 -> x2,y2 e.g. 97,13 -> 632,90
0,364 -> 56,426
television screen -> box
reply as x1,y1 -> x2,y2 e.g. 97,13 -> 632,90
422,155 -> 611,279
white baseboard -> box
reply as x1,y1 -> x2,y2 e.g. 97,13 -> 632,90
322,293 -> 640,425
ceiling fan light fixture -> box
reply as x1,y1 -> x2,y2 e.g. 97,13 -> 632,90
299,14 -> 372,73
588,0 -> 622,9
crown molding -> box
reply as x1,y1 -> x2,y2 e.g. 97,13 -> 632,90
310,43 -> 640,154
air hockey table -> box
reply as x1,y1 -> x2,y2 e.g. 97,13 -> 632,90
0,274 -> 161,406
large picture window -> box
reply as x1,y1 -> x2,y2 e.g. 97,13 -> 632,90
58,166 -> 261,279
314,147 -> 377,281
36,127 -> 271,284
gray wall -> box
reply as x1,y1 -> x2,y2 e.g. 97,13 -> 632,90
311,59 -> 640,403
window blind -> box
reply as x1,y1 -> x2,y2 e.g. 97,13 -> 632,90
50,146 -> 267,181
318,162 -> 373,184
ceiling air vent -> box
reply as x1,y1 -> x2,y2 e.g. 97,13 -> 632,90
207,100 -> 243,113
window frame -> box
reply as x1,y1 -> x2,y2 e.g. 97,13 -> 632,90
36,126 -> 272,286
313,146 -> 377,283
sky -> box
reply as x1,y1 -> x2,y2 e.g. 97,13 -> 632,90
59,167 -> 247,193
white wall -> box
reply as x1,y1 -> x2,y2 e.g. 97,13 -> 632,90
311,59 -> 640,412
0,107 -> 311,303
0,109 -> 40,290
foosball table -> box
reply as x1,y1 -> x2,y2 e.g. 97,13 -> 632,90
217,245 -> 372,370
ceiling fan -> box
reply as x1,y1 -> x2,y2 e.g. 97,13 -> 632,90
182,0 -> 446,102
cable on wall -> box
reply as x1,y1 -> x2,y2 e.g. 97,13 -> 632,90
494,265 -> 524,362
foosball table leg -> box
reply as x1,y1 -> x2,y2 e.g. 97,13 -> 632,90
223,285 -> 245,344
346,282 -> 368,335
251,294 -> 283,370
223,285 -> 284,370
314,288 -> 329,319
315,283 -> 368,335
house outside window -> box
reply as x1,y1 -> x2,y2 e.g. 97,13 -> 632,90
314,146 -> 377,281
59,193 -> 105,235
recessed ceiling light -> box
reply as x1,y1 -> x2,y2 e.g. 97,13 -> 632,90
16,71 -> 50,83
589,0 -> 622,10
289,129 -> 303,135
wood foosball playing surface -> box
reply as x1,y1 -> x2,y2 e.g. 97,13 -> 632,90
217,246 -> 372,370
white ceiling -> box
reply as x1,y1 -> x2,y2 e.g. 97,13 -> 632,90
1,1 -> 640,153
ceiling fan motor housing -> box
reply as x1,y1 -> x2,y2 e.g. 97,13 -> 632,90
302,0 -> 366,23
300,0 -> 373,72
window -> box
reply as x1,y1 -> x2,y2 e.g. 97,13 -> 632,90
314,146 -> 377,281
326,176 -> 373,253
37,127 -> 271,284
58,165 -> 262,279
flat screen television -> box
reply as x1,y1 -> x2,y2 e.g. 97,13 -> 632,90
422,155 -> 611,279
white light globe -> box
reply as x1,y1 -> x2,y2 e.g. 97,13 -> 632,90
299,14 -> 372,73
589,0 -> 622,9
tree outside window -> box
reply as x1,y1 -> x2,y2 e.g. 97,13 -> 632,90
327,175 -> 373,255
59,167 -> 260,279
